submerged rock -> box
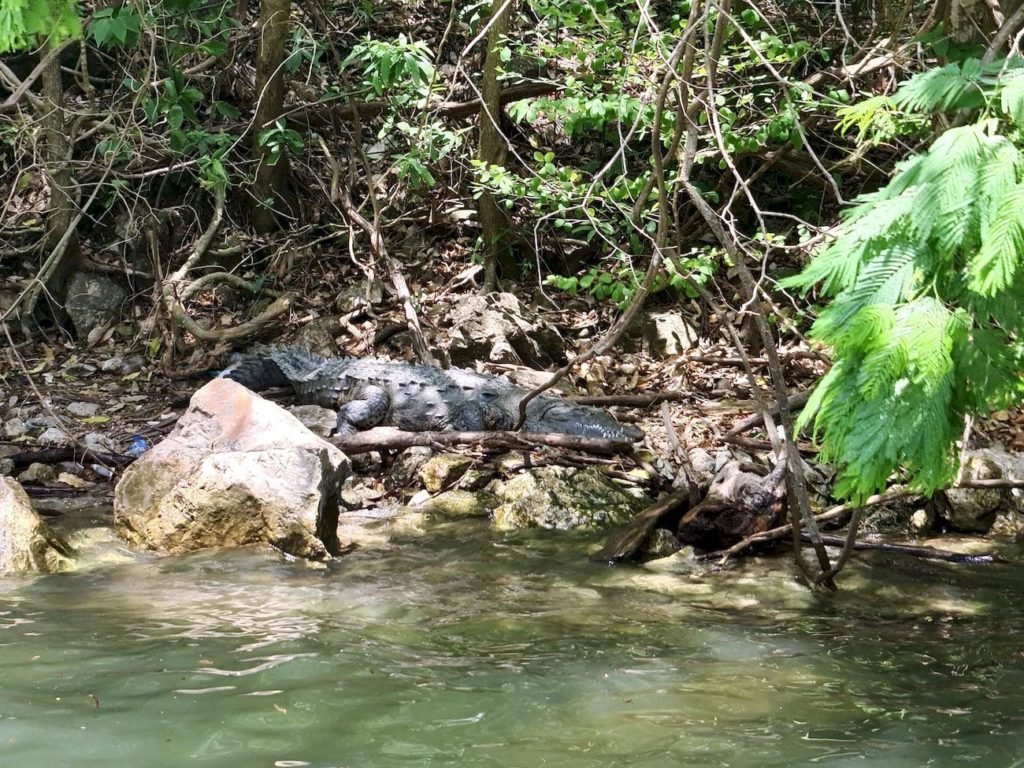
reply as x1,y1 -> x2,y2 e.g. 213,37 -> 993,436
415,489 -> 497,518
492,466 -> 646,531
0,477 -> 74,574
114,378 -> 349,559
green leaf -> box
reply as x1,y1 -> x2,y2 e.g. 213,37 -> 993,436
213,100 -> 240,119
167,105 -> 184,129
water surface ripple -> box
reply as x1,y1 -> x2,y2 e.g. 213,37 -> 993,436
1,520 -> 1022,767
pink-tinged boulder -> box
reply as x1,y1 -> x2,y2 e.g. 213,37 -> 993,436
114,378 -> 349,559
0,477 -> 74,574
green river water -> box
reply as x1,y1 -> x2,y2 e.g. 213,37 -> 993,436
2,507 -> 1023,768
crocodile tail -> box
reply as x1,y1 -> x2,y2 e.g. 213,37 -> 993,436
220,346 -> 326,391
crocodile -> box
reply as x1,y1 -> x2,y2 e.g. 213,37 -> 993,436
221,347 -> 644,442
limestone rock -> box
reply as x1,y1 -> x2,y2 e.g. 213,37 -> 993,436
292,317 -> 341,358
492,466 -> 646,531
446,292 -> 563,367
83,432 -> 116,453
100,354 -> 146,374
3,418 -> 28,439
386,446 -> 435,492
64,271 -> 126,339
939,453 -> 1005,533
37,427 -> 71,446
949,447 -> 1024,537
288,404 -> 338,438
416,489 -> 497,518
0,477 -> 74,574
909,507 -> 935,534
644,312 -> 698,356
418,454 -> 474,492
18,463 -> 58,484
114,378 -> 350,559
68,401 -> 100,418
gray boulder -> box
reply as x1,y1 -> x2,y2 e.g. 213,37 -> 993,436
644,311 -> 698,356
0,477 -> 74,574
446,292 -> 563,367
492,466 -> 646,531
64,271 -> 126,339
114,378 -> 350,559
939,452 -> 1005,533
288,404 -> 338,438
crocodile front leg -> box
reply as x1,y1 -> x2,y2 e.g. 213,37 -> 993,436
335,385 -> 390,435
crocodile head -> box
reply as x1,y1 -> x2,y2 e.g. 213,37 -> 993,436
525,398 -> 644,442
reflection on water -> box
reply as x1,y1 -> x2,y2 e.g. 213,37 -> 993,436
1,516 -> 1023,768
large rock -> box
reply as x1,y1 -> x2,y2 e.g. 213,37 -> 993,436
64,271 -> 127,339
492,466 -> 646,531
446,292 -> 563,367
114,378 -> 349,559
644,311 -> 698,356
939,452 -> 1005,533
939,447 -> 1024,537
0,477 -> 74,574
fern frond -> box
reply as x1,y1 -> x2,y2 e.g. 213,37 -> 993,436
809,247 -> 917,344
969,182 -> 1024,295
892,59 -> 989,113
835,95 -> 897,141
910,125 -> 991,258
793,60 -> 1024,503
999,68 -> 1024,126
780,196 -> 916,295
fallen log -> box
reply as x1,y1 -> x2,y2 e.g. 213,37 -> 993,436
288,82 -> 559,129
330,426 -> 636,456
676,460 -> 787,551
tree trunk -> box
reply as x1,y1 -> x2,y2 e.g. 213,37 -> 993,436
40,41 -> 78,280
478,0 -> 513,293
250,0 -> 291,234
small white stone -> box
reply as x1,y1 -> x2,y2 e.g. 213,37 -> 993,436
68,401 -> 100,418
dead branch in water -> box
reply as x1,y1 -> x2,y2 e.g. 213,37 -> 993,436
697,487 -> 911,562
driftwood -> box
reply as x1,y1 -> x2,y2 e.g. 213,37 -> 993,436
593,487 -> 694,563
799,533 -> 1002,564
330,426 -> 636,456
677,460 -> 788,550
698,487 -> 911,562
595,460 -> 787,562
